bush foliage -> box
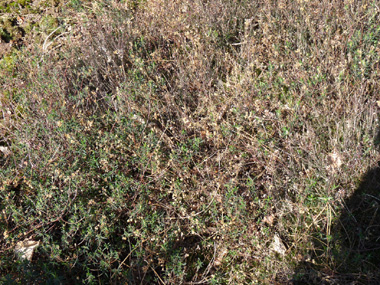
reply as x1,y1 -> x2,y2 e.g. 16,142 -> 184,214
1,0 -> 380,283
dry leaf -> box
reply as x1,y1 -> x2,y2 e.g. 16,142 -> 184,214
270,234 -> 286,256
263,214 -> 275,226
326,151 -> 342,173
0,146 -> 11,156
15,240 -> 40,261
214,247 -> 228,267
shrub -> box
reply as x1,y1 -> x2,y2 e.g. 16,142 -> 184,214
1,0 -> 380,283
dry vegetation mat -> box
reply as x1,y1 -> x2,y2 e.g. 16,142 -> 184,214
1,0 -> 380,283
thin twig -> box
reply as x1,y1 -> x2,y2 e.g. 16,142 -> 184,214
42,26 -> 63,52
149,265 -> 166,285
111,246 -> 138,279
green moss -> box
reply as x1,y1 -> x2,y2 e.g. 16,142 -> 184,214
0,51 -> 19,72
23,22 -> 34,34
17,0 -> 32,6
38,15 -> 59,33
0,17 -> 24,42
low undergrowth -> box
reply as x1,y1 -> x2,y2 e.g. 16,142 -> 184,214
1,0 -> 380,283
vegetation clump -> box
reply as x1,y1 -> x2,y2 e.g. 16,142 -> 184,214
1,0 -> 380,283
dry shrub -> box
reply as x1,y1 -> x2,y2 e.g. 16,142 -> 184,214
1,0 -> 380,283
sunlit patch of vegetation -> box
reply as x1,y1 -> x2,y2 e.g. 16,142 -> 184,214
1,0 -> 380,283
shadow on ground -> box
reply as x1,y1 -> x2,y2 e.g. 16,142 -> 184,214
293,133 -> 380,284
